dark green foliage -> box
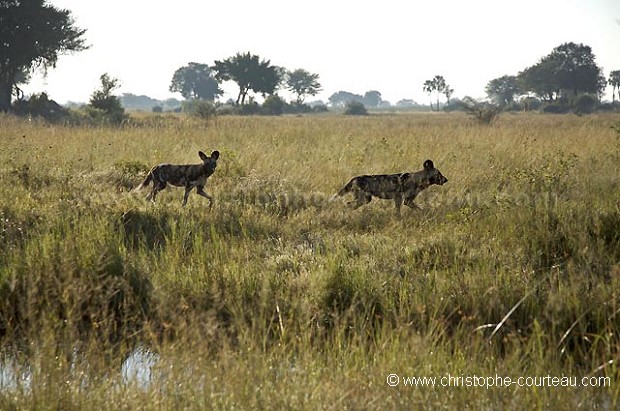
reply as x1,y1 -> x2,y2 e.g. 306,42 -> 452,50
518,42 -> 604,101
88,73 -> 127,124
12,92 -> 68,122
261,95 -> 284,115
286,68 -> 321,104
182,99 -> 217,121
572,94 -> 598,115
542,102 -> 570,114
169,62 -> 222,101
343,101 -> 367,116
486,75 -> 521,105
0,0 -> 88,112
213,52 -> 282,105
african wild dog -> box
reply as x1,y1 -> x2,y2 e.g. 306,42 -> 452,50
137,150 -> 220,207
336,159 -> 448,213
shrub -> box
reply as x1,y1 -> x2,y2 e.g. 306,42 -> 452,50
572,94 -> 598,115
88,73 -> 128,125
312,104 -> 329,113
343,101 -> 367,116
542,103 -> 570,114
461,96 -> 501,124
238,102 -> 260,115
261,95 -> 285,115
12,92 -> 69,122
182,99 -> 217,121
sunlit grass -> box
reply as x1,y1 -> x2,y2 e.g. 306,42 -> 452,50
0,112 -> 619,409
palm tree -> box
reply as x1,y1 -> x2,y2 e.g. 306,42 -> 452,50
422,76 -> 448,111
609,70 -> 620,103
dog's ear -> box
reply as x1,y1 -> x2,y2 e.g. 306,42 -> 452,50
199,151 -> 208,161
423,159 -> 434,170
211,150 -> 220,160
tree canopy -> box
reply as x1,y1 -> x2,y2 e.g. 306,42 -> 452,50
0,0 -> 88,112
88,73 -> 126,124
518,42 -> 604,101
328,90 -> 384,108
485,75 -> 521,105
169,62 -> 222,101
213,52 -> 281,105
286,68 -> 321,104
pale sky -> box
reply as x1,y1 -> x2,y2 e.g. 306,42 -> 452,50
22,0 -> 620,105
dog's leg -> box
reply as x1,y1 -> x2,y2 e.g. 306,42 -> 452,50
182,186 -> 194,206
146,186 -> 158,202
349,192 -> 371,209
394,193 -> 403,215
149,181 -> 166,203
196,186 -> 214,209
404,195 -> 420,209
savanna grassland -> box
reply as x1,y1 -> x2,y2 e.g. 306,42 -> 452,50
0,112 -> 619,410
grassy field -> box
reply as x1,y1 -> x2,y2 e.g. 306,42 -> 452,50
0,112 -> 619,409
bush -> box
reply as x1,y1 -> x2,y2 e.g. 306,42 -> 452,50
461,97 -> 501,124
542,103 -> 570,114
572,94 -> 598,115
152,105 -> 163,113
312,104 -> 329,113
343,101 -> 367,116
261,95 -> 285,115
88,73 -> 128,125
238,102 -> 260,115
182,99 -> 217,121
12,92 -> 69,122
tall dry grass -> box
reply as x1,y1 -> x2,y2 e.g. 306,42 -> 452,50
0,112 -> 619,409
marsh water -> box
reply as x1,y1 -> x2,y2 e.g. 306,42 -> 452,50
0,347 -> 159,391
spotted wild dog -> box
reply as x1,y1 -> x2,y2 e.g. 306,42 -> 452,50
337,159 -> 448,213
137,150 -> 220,207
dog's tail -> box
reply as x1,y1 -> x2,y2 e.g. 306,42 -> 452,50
330,178 -> 356,201
134,167 -> 154,191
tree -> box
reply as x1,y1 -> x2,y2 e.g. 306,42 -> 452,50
88,73 -> 126,124
262,95 -> 285,115
609,70 -> 620,103
286,68 -> 321,104
343,101 -> 367,116
362,90 -> 382,107
169,62 -> 222,101
519,42 -> 604,101
485,75 -> 521,106
518,57 -> 560,101
548,42 -> 604,97
0,0 -> 88,112
213,52 -> 282,105
443,84 -> 454,106
328,91 -> 362,108
423,75 -> 447,111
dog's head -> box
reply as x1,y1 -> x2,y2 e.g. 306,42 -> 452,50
423,159 -> 448,185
